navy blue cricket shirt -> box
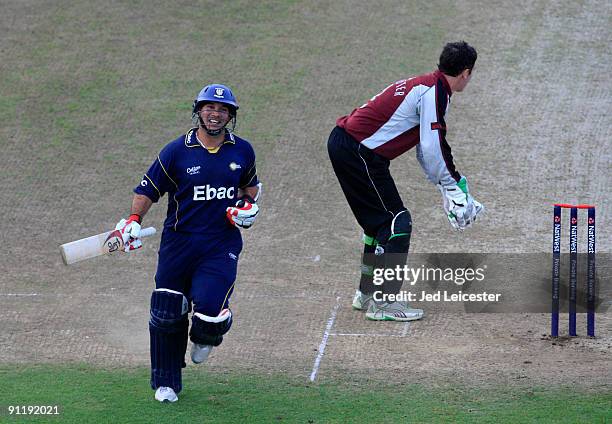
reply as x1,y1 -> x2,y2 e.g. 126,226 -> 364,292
134,128 -> 259,236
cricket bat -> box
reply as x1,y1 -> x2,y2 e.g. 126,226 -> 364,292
60,227 -> 157,265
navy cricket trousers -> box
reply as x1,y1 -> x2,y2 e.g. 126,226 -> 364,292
155,229 -> 243,316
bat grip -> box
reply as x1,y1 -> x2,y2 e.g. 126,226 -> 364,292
139,227 -> 157,238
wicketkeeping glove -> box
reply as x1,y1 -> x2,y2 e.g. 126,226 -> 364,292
115,214 -> 143,251
438,177 -> 484,231
226,196 -> 259,229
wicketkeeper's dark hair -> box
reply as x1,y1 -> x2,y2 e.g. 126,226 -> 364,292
438,41 -> 477,77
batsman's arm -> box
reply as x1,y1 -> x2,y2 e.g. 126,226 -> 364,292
237,143 -> 260,202
238,183 -> 261,203
131,194 -> 153,221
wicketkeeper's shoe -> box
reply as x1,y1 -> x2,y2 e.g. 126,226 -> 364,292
352,289 -> 373,311
365,300 -> 424,321
191,343 -> 213,364
154,386 -> 178,403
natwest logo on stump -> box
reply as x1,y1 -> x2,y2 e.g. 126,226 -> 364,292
193,185 -> 235,201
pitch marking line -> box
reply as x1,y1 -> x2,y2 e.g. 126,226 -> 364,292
0,293 -> 117,297
401,321 -> 411,336
329,320 -> 410,338
329,333 -> 408,337
309,296 -> 341,382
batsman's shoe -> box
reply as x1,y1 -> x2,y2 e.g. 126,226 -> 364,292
352,290 -> 373,311
191,343 -> 213,364
365,301 -> 424,321
155,386 -> 178,403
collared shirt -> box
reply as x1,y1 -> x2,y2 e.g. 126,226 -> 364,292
336,70 -> 461,186
134,128 -> 259,234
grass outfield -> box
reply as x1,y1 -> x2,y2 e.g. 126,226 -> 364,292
1,366 -> 610,423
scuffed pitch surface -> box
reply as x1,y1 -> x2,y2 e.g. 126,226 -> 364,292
0,0 -> 610,389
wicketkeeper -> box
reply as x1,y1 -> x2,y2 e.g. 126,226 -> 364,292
115,84 -> 261,403
327,41 -> 484,321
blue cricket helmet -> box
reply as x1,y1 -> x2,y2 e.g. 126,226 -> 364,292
192,84 -> 239,115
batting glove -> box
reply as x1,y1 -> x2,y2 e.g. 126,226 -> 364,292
226,196 -> 259,229
115,214 -> 143,251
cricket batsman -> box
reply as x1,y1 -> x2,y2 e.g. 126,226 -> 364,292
115,84 -> 261,402
327,41 -> 484,321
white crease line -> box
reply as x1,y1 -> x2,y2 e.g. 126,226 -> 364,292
329,333 -> 408,338
0,293 -> 353,300
309,296 -> 341,382
0,293 -> 116,297
401,322 -> 411,336
237,294 -> 328,300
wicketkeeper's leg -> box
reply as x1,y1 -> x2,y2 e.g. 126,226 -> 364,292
359,233 -> 378,295
375,209 -> 412,295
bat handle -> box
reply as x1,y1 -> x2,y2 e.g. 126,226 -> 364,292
139,227 -> 157,238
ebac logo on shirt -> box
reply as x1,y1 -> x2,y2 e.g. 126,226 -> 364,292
193,185 -> 235,201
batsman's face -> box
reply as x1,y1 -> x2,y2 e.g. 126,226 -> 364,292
199,103 -> 231,130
